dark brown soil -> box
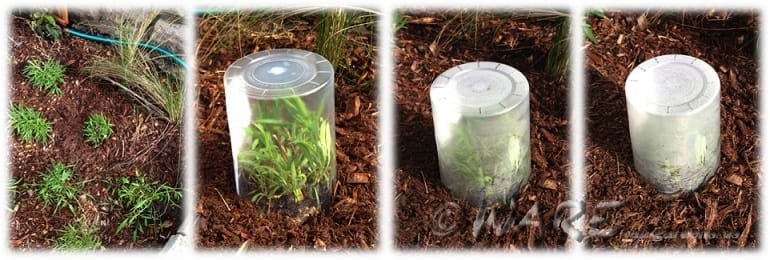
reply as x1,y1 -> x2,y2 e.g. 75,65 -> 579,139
9,17 -> 182,249
395,11 -> 570,249
585,11 -> 759,249
195,13 -> 378,250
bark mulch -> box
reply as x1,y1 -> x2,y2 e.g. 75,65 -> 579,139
395,11 -> 570,250
9,17 -> 182,249
585,11 -> 759,249
195,13 -> 378,250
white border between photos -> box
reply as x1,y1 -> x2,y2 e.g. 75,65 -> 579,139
0,1 -> 766,260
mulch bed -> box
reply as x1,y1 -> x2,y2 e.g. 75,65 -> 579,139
195,13 -> 378,250
9,17 -> 182,249
395,11 -> 570,249
585,11 -> 759,249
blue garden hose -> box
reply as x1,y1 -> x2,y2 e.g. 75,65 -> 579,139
66,28 -> 188,69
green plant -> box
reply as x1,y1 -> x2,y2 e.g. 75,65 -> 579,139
8,177 -> 23,211
584,9 -> 606,44
10,104 -> 52,144
316,9 -> 356,70
314,8 -> 376,87
23,59 -> 65,95
394,13 -> 408,32
9,177 -> 22,197
315,8 -> 376,82
695,134 -> 708,166
83,113 -> 114,146
447,122 -> 492,191
116,170 -> 181,240
27,12 -> 62,41
85,12 -> 184,124
546,16 -> 570,77
37,163 -> 79,214
54,222 -> 102,250
238,97 -> 334,207
442,118 -> 525,204
661,161 -> 682,186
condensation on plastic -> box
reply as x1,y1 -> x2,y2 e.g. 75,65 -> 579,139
625,54 -> 720,193
430,61 -> 531,206
223,49 -> 336,198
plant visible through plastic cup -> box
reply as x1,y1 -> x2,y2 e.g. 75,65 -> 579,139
625,54 -> 720,194
223,49 -> 336,218
430,61 -> 531,207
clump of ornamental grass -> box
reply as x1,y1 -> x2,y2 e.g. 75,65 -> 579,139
23,58 -> 65,95
315,8 -> 377,71
84,12 -> 184,124
10,104 -> 52,144
83,113 -> 113,146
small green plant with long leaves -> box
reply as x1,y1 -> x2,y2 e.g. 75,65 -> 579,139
238,97 -> 334,207
695,134 -> 709,166
37,163 -> 80,214
584,9 -> 606,44
393,13 -> 408,32
8,177 -> 23,212
54,221 -> 102,251
445,121 -> 491,192
116,170 -> 181,240
9,177 -> 21,198
442,118 -> 524,204
83,113 -> 113,146
10,104 -> 52,144
23,59 -> 65,95
27,12 -> 62,41
546,15 -> 570,77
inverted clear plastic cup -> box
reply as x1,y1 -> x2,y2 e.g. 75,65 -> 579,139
625,54 -> 720,193
430,61 -> 531,206
223,49 -> 336,209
